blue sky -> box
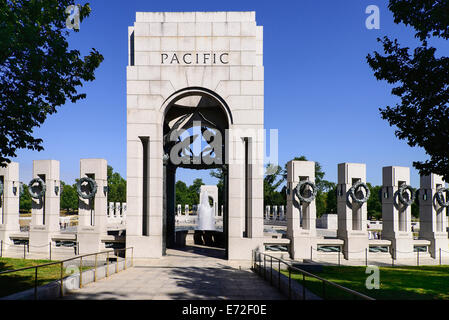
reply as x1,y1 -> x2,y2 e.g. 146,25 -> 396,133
12,0 -> 439,188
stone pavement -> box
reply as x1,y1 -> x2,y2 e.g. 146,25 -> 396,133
62,246 -> 285,300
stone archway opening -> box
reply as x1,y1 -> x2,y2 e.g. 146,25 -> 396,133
162,90 -> 230,259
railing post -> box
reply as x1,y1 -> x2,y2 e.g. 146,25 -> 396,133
124,248 -> 127,270
79,256 -> 83,288
270,256 -> 273,285
1,240 -> 3,257
439,248 -> 442,266
264,254 -> 266,280
278,259 -> 281,290
49,242 -> 51,260
23,243 -> 26,259
106,251 -> 109,277
34,267 -> 38,300
310,246 -> 312,261
392,247 -> 395,267
288,268 -> 291,300
302,274 -> 306,300
365,248 -> 368,266
338,249 -> 340,266
417,249 -> 420,266
322,280 -> 326,300
94,253 -> 98,282
60,262 -> 64,298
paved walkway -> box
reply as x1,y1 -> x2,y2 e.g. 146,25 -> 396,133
62,246 -> 285,300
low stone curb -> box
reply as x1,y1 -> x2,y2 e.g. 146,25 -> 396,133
1,259 -> 132,300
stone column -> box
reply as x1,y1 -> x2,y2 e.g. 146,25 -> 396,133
0,162 -> 20,246
265,205 -> 270,220
185,204 -> 189,216
286,160 -> 317,260
337,163 -> 369,260
77,159 -> 108,255
177,204 -> 181,216
381,166 -> 414,259
29,160 -> 61,253
419,174 -> 448,258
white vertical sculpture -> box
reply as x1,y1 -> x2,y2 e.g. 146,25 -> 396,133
115,202 -> 121,217
0,162 -> 20,246
280,205 -> 285,221
381,166 -> 414,259
337,163 -> 369,260
272,206 -> 278,221
286,160 -> 317,259
184,204 -> 189,216
197,190 -> 215,231
220,205 -> 223,217
108,202 -> 115,217
265,205 -> 270,220
419,174 -> 448,258
29,160 -> 61,253
122,203 -> 127,220
177,204 -> 182,216
77,159 -> 108,254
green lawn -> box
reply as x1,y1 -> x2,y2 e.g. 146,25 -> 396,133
284,265 -> 449,300
0,257 -> 89,298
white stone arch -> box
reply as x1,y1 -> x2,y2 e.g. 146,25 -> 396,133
159,86 -> 234,127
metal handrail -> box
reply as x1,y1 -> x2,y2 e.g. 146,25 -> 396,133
252,250 -> 374,300
0,247 -> 134,300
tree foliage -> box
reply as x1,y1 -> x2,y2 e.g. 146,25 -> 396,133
0,0 -> 103,166
175,178 -> 205,207
107,165 -> 126,203
19,183 -> 31,212
60,181 -> 77,213
367,0 -> 449,181
264,163 -> 285,207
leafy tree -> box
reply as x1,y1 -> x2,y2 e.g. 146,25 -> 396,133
60,181 -> 78,213
107,166 -> 126,203
325,185 -> 337,214
264,164 -> 285,207
175,180 -> 191,206
210,168 -> 224,207
367,0 -> 449,181
367,184 -> 382,220
188,178 -> 204,205
0,1 -> 104,166
19,183 -> 31,213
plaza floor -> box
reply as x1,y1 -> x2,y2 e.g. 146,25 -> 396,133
61,245 -> 286,300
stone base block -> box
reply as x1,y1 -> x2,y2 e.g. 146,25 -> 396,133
228,237 -> 263,261
385,233 -> 414,259
290,236 -> 316,260
126,235 -> 162,258
29,227 -> 54,254
429,237 -> 449,259
77,231 -> 105,255
339,231 -> 369,260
